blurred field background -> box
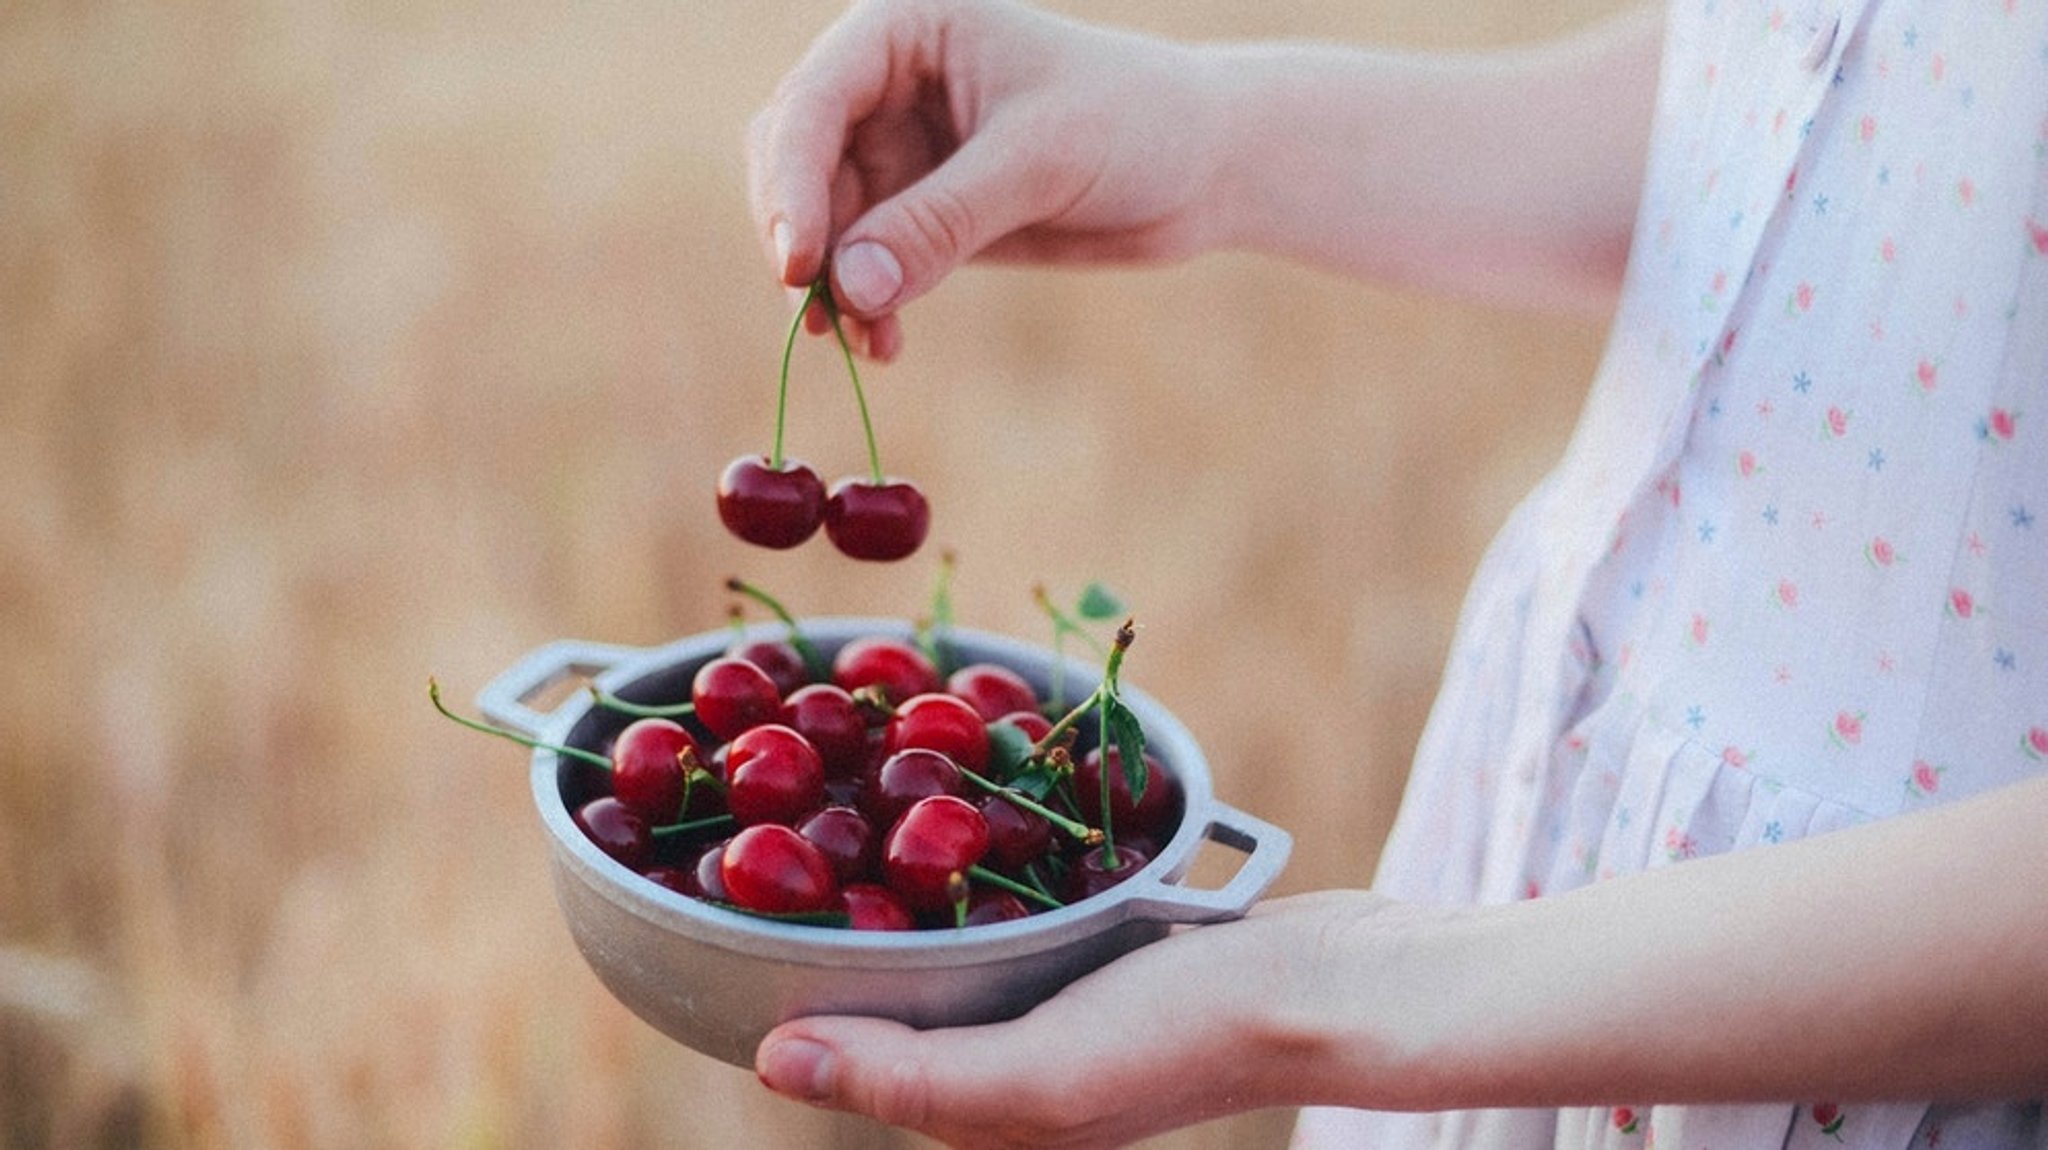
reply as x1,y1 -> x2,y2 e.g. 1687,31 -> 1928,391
2,1 -> 1626,1146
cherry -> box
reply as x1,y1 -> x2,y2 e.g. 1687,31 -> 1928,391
882,795 -> 989,913
724,724 -> 825,827
883,692 -> 991,774
729,636 -> 811,698
796,805 -> 878,885
962,888 -> 1032,926
692,656 -> 783,742
1060,843 -> 1150,903
640,865 -> 696,895
607,717 -> 702,823
573,796 -> 652,870
824,478 -> 930,562
720,824 -> 839,914
1074,746 -> 1181,842
858,747 -> 964,828
977,794 -> 1053,873
946,663 -> 1040,722
687,839 -> 732,901
779,683 -> 869,777
840,882 -> 916,931
831,635 -> 941,706
716,456 -> 825,549
991,709 -> 1055,745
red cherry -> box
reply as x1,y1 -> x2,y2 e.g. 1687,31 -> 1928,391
882,795 -> 989,912
991,710 -> 1055,745
729,637 -> 811,697
1061,843 -> 1150,903
796,805 -> 878,885
1074,746 -> 1181,842
831,635 -> 941,707
692,656 -> 783,742
977,794 -> 1052,873
716,455 -> 825,550
779,683 -> 870,777
724,724 -> 825,827
608,717 -> 701,822
720,824 -> 839,914
883,693 -> 991,775
858,747 -> 964,828
946,663 -> 1040,722
824,477 -> 929,562
573,796 -> 652,869
962,887 -> 1032,926
639,865 -> 696,895
840,882 -> 916,931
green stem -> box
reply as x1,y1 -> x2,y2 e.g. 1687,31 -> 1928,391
652,813 -> 736,838
960,766 -> 1102,845
429,679 -> 612,770
968,865 -> 1064,911
1031,683 -> 1106,760
772,279 -> 822,468
587,686 -> 695,719
724,576 -> 827,680
822,298 -> 884,482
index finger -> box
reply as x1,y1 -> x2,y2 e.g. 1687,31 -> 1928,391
748,1 -> 914,287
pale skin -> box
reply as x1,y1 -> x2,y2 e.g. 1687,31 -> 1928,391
743,2 -> 2048,1146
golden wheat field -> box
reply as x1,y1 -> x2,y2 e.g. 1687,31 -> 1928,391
2,1 -> 1627,1146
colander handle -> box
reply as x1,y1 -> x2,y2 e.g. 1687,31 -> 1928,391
1121,803 -> 1292,924
475,640 -> 644,737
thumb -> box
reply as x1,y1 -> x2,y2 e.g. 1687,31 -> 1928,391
830,128 -> 1077,318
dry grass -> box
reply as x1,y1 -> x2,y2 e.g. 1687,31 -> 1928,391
0,1 -> 1618,1146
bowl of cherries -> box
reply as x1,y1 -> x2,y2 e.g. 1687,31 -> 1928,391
438,580 -> 1290,1068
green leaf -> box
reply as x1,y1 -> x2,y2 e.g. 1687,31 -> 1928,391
1107,696 -> 1149,805
1006,761 -> 1060,802
1075,582 -> 1125,621
985,722 -> 1037,783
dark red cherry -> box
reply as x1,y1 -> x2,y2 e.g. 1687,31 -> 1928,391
724,724 -> 825,827
779,683 -> 869,777
882,795 -> 989,912
573,796 -> 652,870
729,637 -> 811,697
824,477 -> 929,562
840,882 -> 916,931
608,717 -> 701,822
992,710 -> 1055,745
831,635 -> 941,707
1061,843 -> 1150,903
962,887 -> 1032,926
946,663 -> 1040,722
688,839 -> 732,901
796,805 -> 878,885
720,824 -> 839,914
717,455 -> 825,550
859,747 -> 964,828
1074,746 -> 1181,842
977,794 -> 1052,873
883,693 -> 991,774
639,865 -> 696,895
692,656 -> 783,742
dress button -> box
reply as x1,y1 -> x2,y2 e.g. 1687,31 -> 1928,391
1802,11 -> 1840,71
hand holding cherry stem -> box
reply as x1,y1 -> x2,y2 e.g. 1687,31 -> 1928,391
717,277 -> 930,561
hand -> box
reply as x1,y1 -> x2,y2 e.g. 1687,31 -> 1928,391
746,0 -> 1228,361
752,891 -> 1414,1149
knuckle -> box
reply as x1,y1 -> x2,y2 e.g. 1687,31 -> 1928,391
866,1055 -> 934,1129
893,184 -> 977,265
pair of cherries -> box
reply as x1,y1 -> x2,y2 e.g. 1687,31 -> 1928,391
717,278 -> 929,561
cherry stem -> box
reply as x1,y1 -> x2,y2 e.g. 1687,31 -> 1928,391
652,813 -> 735,838
916,549 -> 959,673
587,686 -> 694,719
959,766 -> 1102,845
1095,620 -> 1137,865
771,279 -> 821,469
968,864 -> 1064,911
429,678 -> 612,770
724,576 -> 828,679
821,294 -> 884,483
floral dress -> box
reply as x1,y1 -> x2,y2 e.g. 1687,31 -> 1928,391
1294,0 -> 2048,1146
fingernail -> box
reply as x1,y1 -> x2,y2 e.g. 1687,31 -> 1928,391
834,241 -> 902,313
759,1037 -> 835,1101
772,219 -> 793,279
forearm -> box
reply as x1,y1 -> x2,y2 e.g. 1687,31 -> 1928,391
1282,776 -> 2048,1111
1197,5 -> 1662,316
